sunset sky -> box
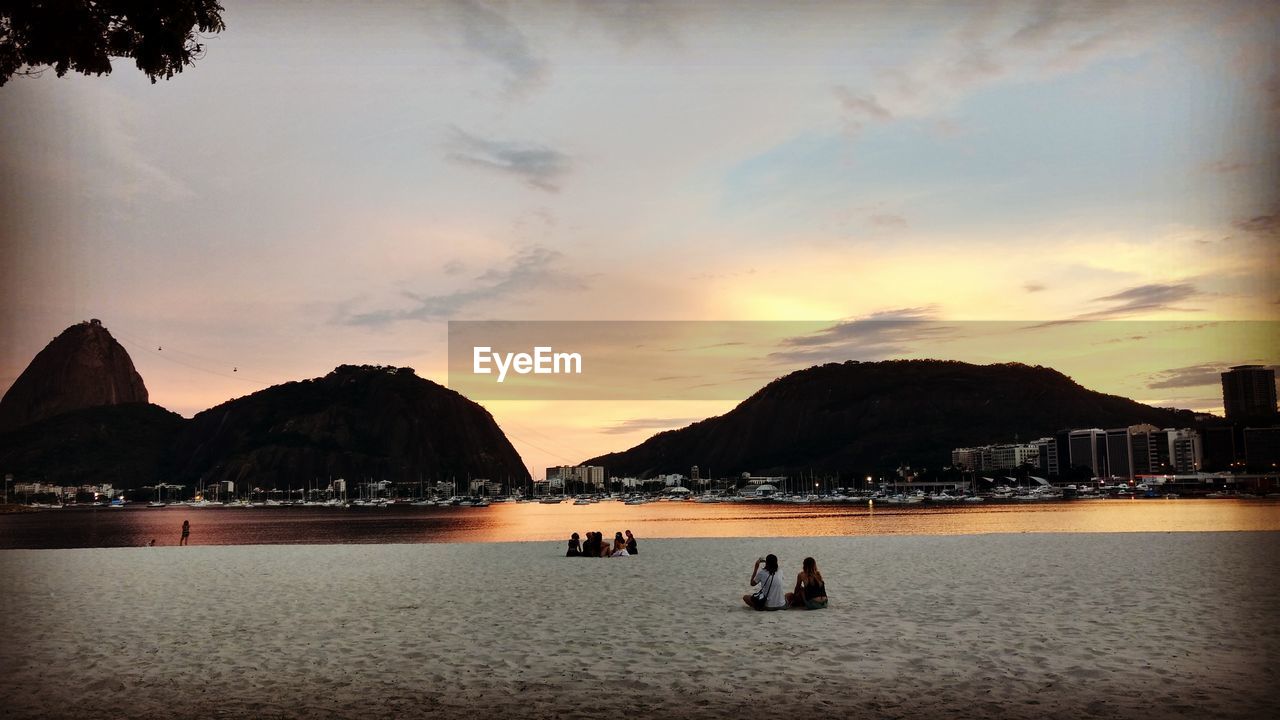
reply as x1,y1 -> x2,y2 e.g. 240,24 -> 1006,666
2,0 -> 1277,478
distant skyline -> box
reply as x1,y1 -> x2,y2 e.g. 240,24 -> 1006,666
2,0 -> 1277,477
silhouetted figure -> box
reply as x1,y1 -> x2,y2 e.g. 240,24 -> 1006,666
180,519 -> 190,546
625,530 -> 637,555
566,532 -> 581,557
744,554 -> 786,611
785,557 -> 828,609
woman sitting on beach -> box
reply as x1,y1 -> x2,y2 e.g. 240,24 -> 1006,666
610,535 -> 630,557
566,532 -> 582,557
625,530 -> 637,555
785,557 -> 828,609
743,554 -> 787,611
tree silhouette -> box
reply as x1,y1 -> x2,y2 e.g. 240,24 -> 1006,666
0,1 -> 226,87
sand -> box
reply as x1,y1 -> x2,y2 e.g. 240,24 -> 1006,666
0,533 -> 1276,719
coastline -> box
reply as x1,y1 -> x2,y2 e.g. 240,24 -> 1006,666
1,532 -> 1277,719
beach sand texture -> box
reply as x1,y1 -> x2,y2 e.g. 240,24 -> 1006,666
0,533 -> 1276,719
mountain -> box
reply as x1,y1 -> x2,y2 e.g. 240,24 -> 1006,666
0,319 -> 148,432
170,364 -> 530,490
583,359 -> 1199,478
0,403 -> 185,488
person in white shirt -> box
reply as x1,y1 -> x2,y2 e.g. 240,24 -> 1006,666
610,535 -> 630,557
743,554 -> 786,610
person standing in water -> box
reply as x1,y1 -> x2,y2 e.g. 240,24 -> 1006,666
180,519 -> 190,546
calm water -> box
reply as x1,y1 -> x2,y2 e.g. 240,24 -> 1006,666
0,498 -> 1277,549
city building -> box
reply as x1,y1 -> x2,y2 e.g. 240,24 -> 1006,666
1128,426 -> 1201,477
1221,365 -> 1278,422
545,465 -> 606,490
951,447 -> 983,471
1199,425 -> 1239,472
1129,425 -> 1169,476
1105,428 -> 1134,480
1243,427 -> 1280,471
1032,438 -> 1059,476
1166,429 -> 1202,473
990,443 -> 1040,470
1068,429 -> 1107,477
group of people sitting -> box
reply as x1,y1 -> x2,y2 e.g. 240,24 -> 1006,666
743,554 -> 828,611
567,530 -> 636,557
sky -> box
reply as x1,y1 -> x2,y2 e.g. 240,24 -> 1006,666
1,0 -> 1278,479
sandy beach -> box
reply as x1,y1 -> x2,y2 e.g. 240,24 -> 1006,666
0,532 -> 1276,719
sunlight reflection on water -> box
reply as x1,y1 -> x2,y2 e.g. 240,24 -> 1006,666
0,498 -> 1277,549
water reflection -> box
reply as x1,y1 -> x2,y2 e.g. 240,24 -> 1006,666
0,499 -> 1277,549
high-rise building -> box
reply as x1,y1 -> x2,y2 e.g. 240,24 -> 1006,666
1033,437 -> 1059,476
1243,427 -> 1280,471
989,443 -> 1039,470
545,465 -> 606,489
1166,429 -> 1202,473
1199,425 -> 1239,472
1105,428 -> 1133,480
1068,429 -> 1107,477
1129,426 -> 1202,476
1130,426 -> 1167,476
1221,365 -> 1278,422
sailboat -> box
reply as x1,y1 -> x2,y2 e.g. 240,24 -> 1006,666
147,485 -> 167,508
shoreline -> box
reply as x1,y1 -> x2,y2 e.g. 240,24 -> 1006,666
2,533 -> 1277,719
3,498 -> 1280,549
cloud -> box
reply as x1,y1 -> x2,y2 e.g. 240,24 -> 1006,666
868,213 -> 908,229
1027,283 -> 1206,326
599,417 -> 699,435
1233,214 -> 1279,235
834,86 -> 892,131
691,268 -> 757,281
1087,282 -> 1201,316
1204,160 -> 1253,174
1023,281 -> 1046,293
769,307 -> 952,364
831,1 -> 1189,132
1147,363 -> 1228,390
445,0 -> 548,95
343,246 -> 585,325
1148,363 -> 1279,390
573,0 -> 689,48
447,127 -> 572,192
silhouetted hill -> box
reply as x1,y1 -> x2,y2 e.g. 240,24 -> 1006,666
0,403 -> 184,488
583,360 -> 1198,478
0,320 -> 148,432
171,365 -> 530,490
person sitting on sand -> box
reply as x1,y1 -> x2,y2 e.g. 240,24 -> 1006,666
785,556 -> 828,609
566,532 -> 582,557
625,530 -> 637,555
599,532 -> 612,557
180,519 -> 190,546
743,554 -> 787,611
610,535 -> 629,557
